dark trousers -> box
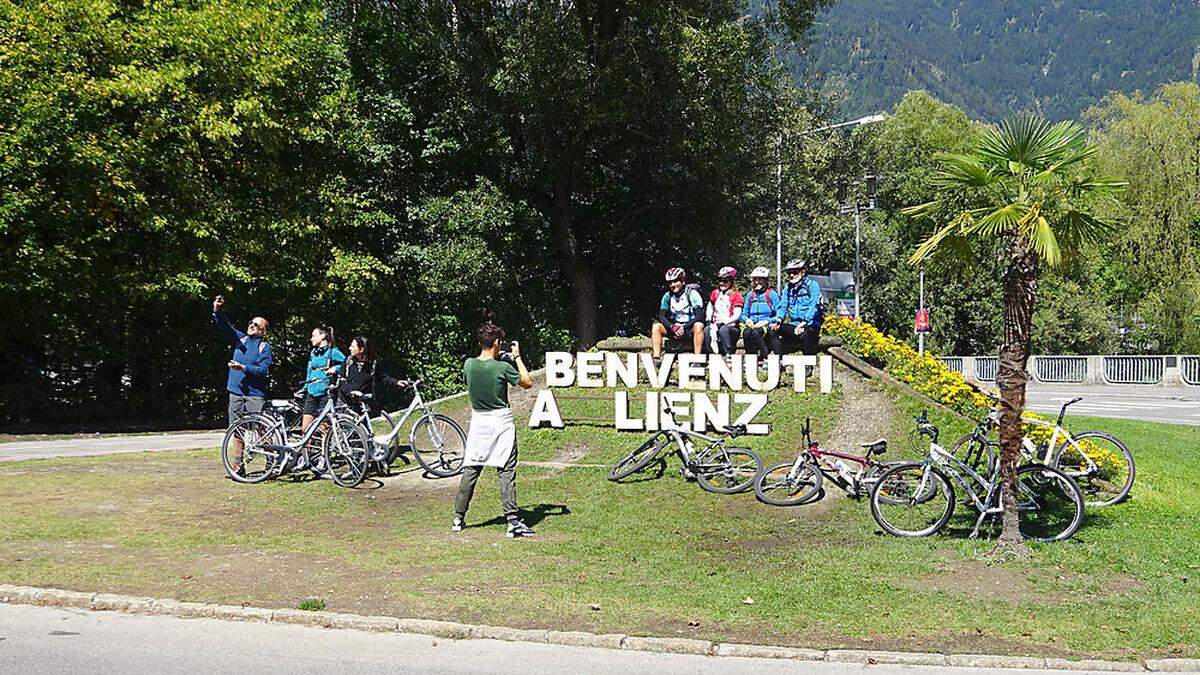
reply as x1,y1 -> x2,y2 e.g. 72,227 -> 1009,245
454,441 -> 519,521
712,324 -> 740,355
767,322 -> 820,355
742,326 -> 770,358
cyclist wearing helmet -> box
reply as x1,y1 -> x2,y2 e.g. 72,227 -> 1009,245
741,266 -> 779,360
769,258 -> 822,355
706,266 -> 743,355
652,267 -> 705,357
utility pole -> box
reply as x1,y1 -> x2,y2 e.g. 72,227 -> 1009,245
919,264 -> 926,354
775,133 -> 783,291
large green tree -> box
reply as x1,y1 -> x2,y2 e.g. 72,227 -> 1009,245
336,0 -> 830,347
905,117 -> 1124,549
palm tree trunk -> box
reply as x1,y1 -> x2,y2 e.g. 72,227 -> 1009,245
995,240 -> 1039,552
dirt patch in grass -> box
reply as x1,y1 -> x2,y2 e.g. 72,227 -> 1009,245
897,559 -> 1146,607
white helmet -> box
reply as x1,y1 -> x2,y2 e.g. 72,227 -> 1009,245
784,258 -> 807,272
664,267 -> 686,282
749,266 -> 770,279
717,266 -> 737,279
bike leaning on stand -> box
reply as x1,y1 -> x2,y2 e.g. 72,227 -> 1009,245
869,412 -> 1086,543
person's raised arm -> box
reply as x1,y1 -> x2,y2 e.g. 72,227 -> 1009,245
211,296 -> 244,347
511,341 -> 533,389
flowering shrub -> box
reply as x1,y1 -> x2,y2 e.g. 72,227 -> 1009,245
822,315 -> 1124,477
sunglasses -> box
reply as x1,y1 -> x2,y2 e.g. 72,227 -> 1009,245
248,321 -> 264,331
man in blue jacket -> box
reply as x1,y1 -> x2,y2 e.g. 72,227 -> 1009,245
211,295 -> 273,425
768,259 -> 822,355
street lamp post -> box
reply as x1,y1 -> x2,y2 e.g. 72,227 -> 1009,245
839,173 -> 877,320
776,114 -> 886,295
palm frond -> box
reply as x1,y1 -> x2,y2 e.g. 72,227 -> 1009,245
978,117 -> 1087,172
1055,210 -> 1117,253
1020,209 -> 1063,267
963,203 -> 1024,239
910,213 -> 974,265
931,153 -> 996,188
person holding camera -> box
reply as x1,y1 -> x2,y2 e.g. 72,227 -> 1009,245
453,318 -> 535,538
211,296 -> 273,425
211,296 -> 272,476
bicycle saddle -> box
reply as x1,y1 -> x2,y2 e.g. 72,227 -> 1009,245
725,424 -> 748,438
859,439 -> 888,455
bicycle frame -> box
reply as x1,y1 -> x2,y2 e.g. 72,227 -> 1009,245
658,400 -> 732,468
788,420 -> 886,495
373,381 -> 434,447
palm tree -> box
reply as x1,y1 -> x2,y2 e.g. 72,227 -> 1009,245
904,117 -> 1125,552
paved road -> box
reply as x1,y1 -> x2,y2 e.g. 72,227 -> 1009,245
0,604 -> 1086,675
0,431 -> 223,462
1024,384 -> 1199,426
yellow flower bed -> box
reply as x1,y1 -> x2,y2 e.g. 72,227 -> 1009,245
822,315 -> 1124,477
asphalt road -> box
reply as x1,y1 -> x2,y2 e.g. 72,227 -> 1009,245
0,604 -> 1085,675
1024,384 -> 1199,426
0,431 -> 223,462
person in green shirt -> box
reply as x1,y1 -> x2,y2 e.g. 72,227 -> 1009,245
453,318 -> 534,538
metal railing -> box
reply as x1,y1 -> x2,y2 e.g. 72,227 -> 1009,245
1102,356 -> 1163,385
975,357 -> 998,381
1034,356 -> 1087,383
1180,356 -> 1200,386
938,357 -> 963,373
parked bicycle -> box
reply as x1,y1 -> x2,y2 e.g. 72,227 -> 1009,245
608,398 -> 762,494
370,380 -> 466,478
949,397 -> 1134,507
870,412 -> 1085,543
221,375 -> 372,487
754,417 -> 896,506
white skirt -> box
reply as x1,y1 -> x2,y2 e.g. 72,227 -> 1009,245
464,407 -> 516,468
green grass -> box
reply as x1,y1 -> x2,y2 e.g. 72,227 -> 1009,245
0,380 -> 1195,661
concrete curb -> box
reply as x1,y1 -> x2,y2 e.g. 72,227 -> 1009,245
1,583 -> 1192,672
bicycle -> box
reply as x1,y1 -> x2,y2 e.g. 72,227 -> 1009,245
949,397 -> 1134,507
221,375 -> 372,488
754,417 -> 896,506
870,412 -> 1086,543
608,397 -> 763,494
370,380 -> 466,478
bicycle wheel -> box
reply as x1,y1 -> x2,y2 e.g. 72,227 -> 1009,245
870,462 -> 955,537
754,459 -> 823,506
948,433 -> 998,473
609,431 -> 669,481
410,413 -> 466,477
1014,464 -> 1085,542
694,446 -> 762,494
1053,431 -> 1134,507
221,414 -> 283,484
322,418 -> 371,488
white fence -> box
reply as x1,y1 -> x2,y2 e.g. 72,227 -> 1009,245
946,354 -> 1199,387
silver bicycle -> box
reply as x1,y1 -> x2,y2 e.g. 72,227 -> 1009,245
372,380 -> 466,478
608,397 -> 763,494
869,412 -> 1086,543
221,376 -> 371,487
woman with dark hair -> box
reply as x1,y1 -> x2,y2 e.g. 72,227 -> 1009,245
453,316 -> 534,538
301,324 -> 345,432
335,335 -> 408,414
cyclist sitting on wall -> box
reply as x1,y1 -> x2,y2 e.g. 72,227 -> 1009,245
706,266 -> 743,355
741,267 -> 779,360
651,267 -> 705,359
769,258 -> 822,355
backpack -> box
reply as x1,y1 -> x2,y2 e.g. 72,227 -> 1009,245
746,288 -> 775,313
685,282 -> 706,316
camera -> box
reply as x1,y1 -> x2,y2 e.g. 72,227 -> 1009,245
498,341 -> 515,363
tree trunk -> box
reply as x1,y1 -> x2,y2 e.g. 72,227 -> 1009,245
995,240 -> 1039,553
550,174 -> 599,348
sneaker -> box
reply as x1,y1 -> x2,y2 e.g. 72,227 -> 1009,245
506,520 -> 535,538
451,516 -> 465,532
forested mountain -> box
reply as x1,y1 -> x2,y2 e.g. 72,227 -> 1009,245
797,0 -> 1200,121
